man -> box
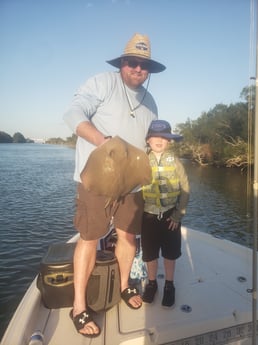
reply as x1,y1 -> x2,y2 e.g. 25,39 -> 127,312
63,33 -> 165,337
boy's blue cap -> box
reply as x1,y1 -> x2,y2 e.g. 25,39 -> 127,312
146,120 -> 183,141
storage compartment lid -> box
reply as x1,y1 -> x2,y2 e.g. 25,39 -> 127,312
41,243 -> 76,265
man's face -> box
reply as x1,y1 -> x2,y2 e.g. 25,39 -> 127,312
120,57 -> 149,88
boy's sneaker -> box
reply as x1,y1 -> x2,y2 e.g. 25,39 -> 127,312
162,282 -> 175,307
142,281 -> 158,303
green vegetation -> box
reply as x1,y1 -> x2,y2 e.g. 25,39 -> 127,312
173,86 -> 253,169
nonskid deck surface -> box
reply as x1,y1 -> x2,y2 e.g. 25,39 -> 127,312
1,227 -> 257,345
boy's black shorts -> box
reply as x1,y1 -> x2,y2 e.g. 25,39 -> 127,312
141,209 -> 181,262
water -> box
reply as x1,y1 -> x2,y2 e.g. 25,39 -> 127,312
183,161 -> 254,247
0,144 -> 254,339
0,144 -> 76,338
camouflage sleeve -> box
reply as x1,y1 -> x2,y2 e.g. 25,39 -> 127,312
170,158 -> 190,222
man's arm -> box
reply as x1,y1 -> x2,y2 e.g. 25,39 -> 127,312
76,121 -> 110,146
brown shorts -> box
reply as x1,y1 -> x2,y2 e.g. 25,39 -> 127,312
73,183 -> 144,240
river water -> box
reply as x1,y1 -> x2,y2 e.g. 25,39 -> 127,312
0,144 -> 254,339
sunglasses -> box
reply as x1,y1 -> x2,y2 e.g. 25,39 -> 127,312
124,58 -> 150,70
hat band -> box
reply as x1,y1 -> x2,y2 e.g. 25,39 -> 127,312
150,129 -> 171,135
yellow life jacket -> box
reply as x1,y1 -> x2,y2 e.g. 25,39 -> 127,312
142,151 -> 180,208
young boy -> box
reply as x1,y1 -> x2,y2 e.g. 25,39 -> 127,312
141,120 -> 190,307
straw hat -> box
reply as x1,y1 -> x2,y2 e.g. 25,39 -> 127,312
106,33 -> 166,73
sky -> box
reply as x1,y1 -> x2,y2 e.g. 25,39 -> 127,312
0,0 -> 255,140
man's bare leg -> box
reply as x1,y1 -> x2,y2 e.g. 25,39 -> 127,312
115,228 -> 142,308
72,237 -> 100,336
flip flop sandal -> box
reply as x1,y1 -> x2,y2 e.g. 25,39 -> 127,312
121,287 -> 142,309
69,309 -> 101,338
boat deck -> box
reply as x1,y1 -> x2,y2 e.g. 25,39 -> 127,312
1,227 -> 257,345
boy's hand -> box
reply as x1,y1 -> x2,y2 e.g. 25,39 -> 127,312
166,217 -> 179,231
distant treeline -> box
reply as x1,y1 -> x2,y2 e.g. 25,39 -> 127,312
1,86 -> 254,169
0,131 -> 77,146
46,134 -> 77,146
0,131 -> 34,143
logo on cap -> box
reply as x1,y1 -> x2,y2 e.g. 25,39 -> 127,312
135,42 -> 148,51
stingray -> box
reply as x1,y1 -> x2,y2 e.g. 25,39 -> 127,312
80,136 -> 152,207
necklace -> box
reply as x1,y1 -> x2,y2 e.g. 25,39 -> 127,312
122,76 -> 150,118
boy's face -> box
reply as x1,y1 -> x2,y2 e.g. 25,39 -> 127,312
147,136 -> 171,154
